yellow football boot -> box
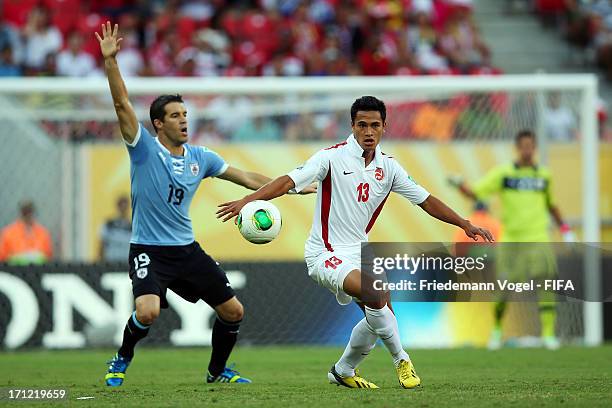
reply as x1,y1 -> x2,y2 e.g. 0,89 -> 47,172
328,365 -> 379,389
396,359 -> 421,389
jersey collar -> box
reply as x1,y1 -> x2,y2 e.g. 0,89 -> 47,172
513,161 -> 538,171
347,134 -> 382,162
156,137 -> 187,157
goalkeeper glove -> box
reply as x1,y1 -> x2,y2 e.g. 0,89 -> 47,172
560,223 -> 576,243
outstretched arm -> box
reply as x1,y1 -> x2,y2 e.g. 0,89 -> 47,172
95,22 -> 138,143
449,166 -> 504,203
217,149 -> 325,222
457,183 -> 478,201
419,195 -> 494,242
217,166 -> 316,193
217,166 -> 273,190
216,175 -> 296,222
447,175 -> 478,201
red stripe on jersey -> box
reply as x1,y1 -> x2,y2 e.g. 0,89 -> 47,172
321,164 -> 333,252
365,189 -> 392,233
324,141 -> 347,150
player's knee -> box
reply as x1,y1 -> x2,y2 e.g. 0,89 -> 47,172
371,300 -> 387,310
136,306 -> 160,325
364,296 -> 387,310
219,302 -> 244,322
230,302 -> 244,322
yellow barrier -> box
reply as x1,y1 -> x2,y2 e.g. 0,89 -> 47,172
85,143 -> 612,261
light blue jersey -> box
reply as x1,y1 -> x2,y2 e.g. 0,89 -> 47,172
126,123 -> 228,245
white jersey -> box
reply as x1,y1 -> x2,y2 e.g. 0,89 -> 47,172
287,134 -> 430,258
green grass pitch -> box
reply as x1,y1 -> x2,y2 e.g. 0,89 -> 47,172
1,346 -> 611,407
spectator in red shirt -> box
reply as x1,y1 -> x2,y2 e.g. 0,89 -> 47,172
358,35 -> 391,75
147,29 -> 182,76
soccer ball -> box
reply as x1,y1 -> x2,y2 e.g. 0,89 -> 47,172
237,200 -> 282,244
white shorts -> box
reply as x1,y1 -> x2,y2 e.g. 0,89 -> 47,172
305,251 -> 360,305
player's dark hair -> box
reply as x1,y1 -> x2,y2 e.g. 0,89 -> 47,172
515,129 -> 536,145
351,96 -> 386,124
150,94 -> 184,133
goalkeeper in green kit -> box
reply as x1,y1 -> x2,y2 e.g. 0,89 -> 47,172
448,130 -> 575,350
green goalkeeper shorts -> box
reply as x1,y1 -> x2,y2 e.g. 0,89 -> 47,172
496,243 -> 557,282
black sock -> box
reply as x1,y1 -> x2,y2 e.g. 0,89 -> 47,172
208,317 -> 241,377
118,312 -> 150,360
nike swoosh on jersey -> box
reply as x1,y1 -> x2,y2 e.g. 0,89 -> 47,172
343,171 -> 354,175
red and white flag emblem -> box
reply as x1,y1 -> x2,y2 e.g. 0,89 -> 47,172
375,167 -> 384,181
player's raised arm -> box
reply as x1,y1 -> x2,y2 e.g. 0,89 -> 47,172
95,22 -> 138,144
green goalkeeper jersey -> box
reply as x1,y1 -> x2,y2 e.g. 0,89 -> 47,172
473,162 -> 554,242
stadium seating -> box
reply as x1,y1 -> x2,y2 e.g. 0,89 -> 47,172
2,0 -> 498,78
0,0 -> 516,142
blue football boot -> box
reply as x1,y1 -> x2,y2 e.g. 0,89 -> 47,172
105,353 -> 131,387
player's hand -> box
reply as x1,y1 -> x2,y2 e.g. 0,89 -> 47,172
462,221 -> 494,242
299,183 -> 317,195
95,21 -> 122,59
562,231 -> 577,243
560,223 -> 576,243
447,174 -> 464,188
216,199 -> 248,223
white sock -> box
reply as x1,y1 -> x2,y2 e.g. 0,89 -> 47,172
365,305 -> 410,366
335,318 -> 377,377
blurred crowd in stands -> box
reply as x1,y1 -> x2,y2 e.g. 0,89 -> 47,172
533,0 -> 612,82
0,0 -> 494,77
32,90 -> 591,143
3,0 -> 605,142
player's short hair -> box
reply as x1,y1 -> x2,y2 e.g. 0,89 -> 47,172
515,129 -> 536,145
350,96 -> 386,124
150,94 -> 184,133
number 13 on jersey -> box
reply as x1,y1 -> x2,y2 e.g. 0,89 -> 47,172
357,182 -> 369,202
